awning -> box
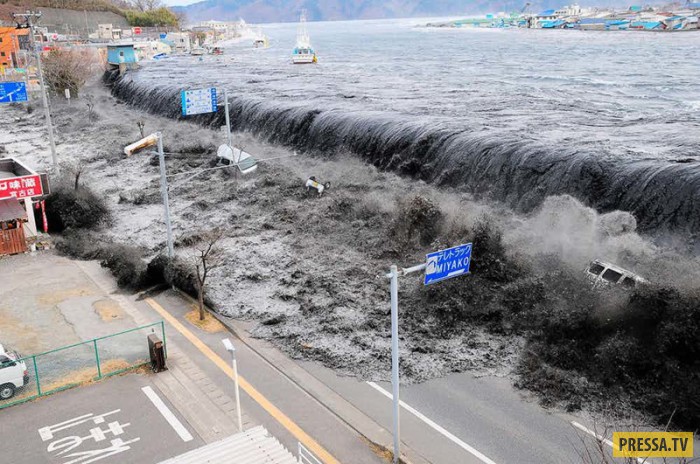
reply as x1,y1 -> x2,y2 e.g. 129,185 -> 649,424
0,198 -> 27,222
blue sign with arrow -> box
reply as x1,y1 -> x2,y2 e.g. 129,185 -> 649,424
424,243 -> 472,285
0,82 -> 28,104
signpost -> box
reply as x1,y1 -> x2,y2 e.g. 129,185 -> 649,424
180,88 -> 217,116
0,82 -> 28,104
386,243 -> 473,463
424,243 -> 472,285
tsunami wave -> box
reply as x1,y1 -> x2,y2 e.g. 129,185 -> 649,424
106,71 -> 700,236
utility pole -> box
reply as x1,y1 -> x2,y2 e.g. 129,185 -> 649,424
13,11 -> 59,173
223,88 -> 232,148
156,132 -> 174,259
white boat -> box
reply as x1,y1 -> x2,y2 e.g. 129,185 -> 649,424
190,46 -> 205,56
253,27 -> 269,48
292,11 -> 317,64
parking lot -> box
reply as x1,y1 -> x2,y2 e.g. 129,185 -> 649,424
1,374 -> 203,464
0,253 -> 139,357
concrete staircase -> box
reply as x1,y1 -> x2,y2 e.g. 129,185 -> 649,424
158,426 -> 298,464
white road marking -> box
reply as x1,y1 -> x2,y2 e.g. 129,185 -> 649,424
142,386 -> 194,442
571,421 -> 644,464
366,381 -> 498,464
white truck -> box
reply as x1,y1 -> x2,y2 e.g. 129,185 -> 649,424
0,343 -> 29,400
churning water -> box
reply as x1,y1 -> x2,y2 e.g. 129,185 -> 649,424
109,18 -> 700,236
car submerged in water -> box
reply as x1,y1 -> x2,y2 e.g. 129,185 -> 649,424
585,259 -> 648,290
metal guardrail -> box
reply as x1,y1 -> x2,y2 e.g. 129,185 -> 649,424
298,442 -> 323,464
0,321 -> 165,409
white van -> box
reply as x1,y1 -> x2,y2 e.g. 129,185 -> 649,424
585,260 -> 647,290
0,343 -> 29,400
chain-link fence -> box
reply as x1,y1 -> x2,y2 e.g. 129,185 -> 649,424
0,321 -> 165,409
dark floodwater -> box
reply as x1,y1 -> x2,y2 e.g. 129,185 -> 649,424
114,19 -> 700,234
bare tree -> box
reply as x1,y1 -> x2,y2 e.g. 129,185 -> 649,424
84,93 -> 96,122
61,157 -> 85,190
192,228 -> 224,321
130,0 -> 163,11
42,49 -> 101,98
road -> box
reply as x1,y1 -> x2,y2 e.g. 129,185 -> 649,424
141,289 -> 598,464
1,375 -> 202,464
139,291 -> 384,464
306,364 -> 588,463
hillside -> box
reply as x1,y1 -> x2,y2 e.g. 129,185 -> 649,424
173,0 -> 632,23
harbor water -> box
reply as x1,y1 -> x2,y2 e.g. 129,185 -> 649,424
110,18 -> 700,236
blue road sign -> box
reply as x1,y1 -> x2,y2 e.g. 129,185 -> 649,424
0,82 -> 28,104
424,243 -> 472,285
181,87 -> 217,116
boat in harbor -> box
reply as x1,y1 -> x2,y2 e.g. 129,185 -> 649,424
190,46 -> 205,56
292,11 -> 317,64
253,27 -> 269,48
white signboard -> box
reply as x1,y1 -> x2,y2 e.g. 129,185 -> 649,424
180,88 -> 217,116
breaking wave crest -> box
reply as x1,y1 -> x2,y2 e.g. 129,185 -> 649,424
106,72 -> 700,236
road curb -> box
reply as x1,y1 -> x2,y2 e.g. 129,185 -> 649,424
173,288 -> 429,464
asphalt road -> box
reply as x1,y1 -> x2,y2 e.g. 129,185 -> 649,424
0,374 -> 202,464
143,291 -> 384,464
301,362 -> 700,464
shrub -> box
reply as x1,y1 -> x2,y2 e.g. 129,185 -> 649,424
390,195 -> 443,248
44,184 -> 109,232
99,244 -> 151,290
147,254 -> 202,304
124,7 -> 179,27
55,234 -> 152,291
42,49 -> 101,97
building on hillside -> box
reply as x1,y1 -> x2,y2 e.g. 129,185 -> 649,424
107,43 -> 138,71
0,27 -> 29,69
579,17 -> 608,30
97,23 -> 123,41
197,20 -> 228,33
164,32 -> 191,53
133,40 -> 171,60
535,9 -> 557,27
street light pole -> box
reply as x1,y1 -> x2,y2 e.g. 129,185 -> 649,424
13,11 -> 59,173
156,132 -> 174,258
386,262 -> 426,464
389,264 -> 401,464
222,338 -> 243,432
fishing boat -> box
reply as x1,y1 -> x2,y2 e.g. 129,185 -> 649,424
292,11 -> 317,64
253,27 -> 269,48
210,46 -> 224,55
190,46 -> 205,56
